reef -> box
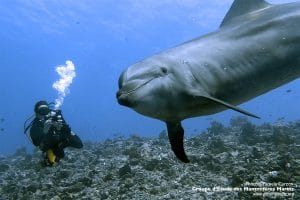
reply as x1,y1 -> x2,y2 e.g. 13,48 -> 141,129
0,117 -> 299,199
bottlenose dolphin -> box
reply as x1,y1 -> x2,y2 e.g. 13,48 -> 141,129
117,0 -> 300,162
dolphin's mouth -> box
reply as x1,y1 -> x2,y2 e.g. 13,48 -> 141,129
116,77 -> 157,106
118,77 -> 156,95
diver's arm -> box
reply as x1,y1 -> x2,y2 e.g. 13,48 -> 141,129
29,119 -> 45,147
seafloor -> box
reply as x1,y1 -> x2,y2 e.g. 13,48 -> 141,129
0,117 -> 299,200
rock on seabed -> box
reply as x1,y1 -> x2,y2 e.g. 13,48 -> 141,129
0,117 -> 299,199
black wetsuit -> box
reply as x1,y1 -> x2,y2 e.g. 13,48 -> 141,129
29,111 -> 83,159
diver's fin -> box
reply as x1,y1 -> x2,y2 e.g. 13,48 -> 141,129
202,95 -> 260,119
220,0 -> 271,27
46,149 -> 57,166
166,121 -> 190,163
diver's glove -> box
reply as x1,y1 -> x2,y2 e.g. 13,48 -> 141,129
52,121 -> 64,130
43,119 -> 53,133
43,119 -> 64,134
61,124 -> 71,135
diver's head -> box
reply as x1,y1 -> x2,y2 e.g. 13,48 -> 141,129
34,101 -> 50,117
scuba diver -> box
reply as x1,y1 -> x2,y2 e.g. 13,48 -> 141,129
24,100 -> 83,166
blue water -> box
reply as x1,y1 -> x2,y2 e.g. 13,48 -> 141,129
0,0 -> 298,155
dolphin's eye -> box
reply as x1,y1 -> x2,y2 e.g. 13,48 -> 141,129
161,67 -> 168,74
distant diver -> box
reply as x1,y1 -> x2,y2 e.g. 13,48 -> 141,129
24,100 -> 83,166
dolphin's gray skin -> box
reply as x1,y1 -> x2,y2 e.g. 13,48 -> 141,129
117,0 -> 300,162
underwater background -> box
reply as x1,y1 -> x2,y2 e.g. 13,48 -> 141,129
0,0 -> 298,155
0,0 -> 299,199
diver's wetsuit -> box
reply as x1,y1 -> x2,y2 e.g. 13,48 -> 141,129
30,112 -> 83,160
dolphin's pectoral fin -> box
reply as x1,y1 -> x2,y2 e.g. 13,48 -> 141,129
203,95 -> 260,119
166,121 -> 190,163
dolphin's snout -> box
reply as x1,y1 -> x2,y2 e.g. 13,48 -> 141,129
116,91 -> 133,107
117,70 -> 133,106
118,70 -> 127,89
116,90 -> 122,99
